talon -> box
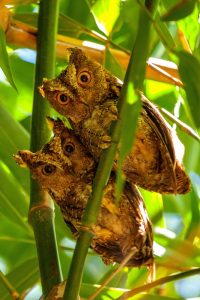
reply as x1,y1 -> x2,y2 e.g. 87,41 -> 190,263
102,135 -> 112,143
80,224 -> 94,234
99,135 -> 112,149
99,142 -> 111,149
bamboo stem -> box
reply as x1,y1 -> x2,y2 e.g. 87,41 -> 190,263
63,2 -> 157,299
29,0 -> 62,297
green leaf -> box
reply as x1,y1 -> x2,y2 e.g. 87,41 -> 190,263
177,51 -> 200,128
0,103 -> 30,189
185,172 -> 200,240
0,27 -> 17,91
161,0 -> 197,21
0,257 -> 39,300
177,4 -> 199,52
0,103 -> 29,149
156,18 -> 176,49
104,47 -> 125,80
88,0 -> 120,36
0,162 -> 31,233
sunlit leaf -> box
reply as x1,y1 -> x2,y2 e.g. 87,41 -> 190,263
156,17 -> 176,49
185,172 -> 200,241
177,4 -> 199,52
0,163 -> 30,233
161,0 -> 197,21
177,51 -> 200,128
88,0 -> 120,36
0,27 -> 17,91
0,103 -> 30,189
0,103 -> 29,149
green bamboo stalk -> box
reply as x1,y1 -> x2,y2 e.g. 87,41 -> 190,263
63,1 -> 158,299
117,267 -> 200,299
29,0 -> 62,297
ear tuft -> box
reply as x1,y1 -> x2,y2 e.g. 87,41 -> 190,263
13,153 -> 28,168
46,117 -> 65,135
13,150 -> 34,168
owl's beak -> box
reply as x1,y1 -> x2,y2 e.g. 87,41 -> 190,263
64,164 -> 76,176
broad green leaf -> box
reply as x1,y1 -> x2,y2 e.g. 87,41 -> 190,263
0,27 -> 17,91
0,103 -> 30,189
0,163 -> 30,233
185,172 -> 200,241
156,17 -> 176,49
161,0 -> 197,21
0,103 -> 29,149
177,51 -> 200,128
0,257 -> 39,300
0,127 -> 30,192
88,0 -> 120,36
177,4 -> 199,52
141,190 -> 164,227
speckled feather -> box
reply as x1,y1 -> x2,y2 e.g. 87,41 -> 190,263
39,48 -> 190,194
14,118 -> 154,268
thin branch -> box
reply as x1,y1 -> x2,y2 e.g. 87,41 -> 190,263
159,107 -> 200,142
0,271 -> 20,300
116,268 -> 200,299
88,248 -> 137,300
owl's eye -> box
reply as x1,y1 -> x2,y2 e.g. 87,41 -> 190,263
42,164 -> 56,175
77,71 -> 92,86
63,142 -> 75,156
56,92 -> 70,105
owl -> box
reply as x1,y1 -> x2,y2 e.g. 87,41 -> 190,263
39,48 -> 190,195
14,118 -> 154,268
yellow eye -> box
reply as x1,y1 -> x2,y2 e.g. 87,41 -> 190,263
77,70 -> 92,86
63,142 -> 75,156
56,92 -> 70,105
42,164 -> 56,175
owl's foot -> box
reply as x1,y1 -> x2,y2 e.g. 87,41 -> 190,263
79,224 -> 94,234
99,135 -> 112,149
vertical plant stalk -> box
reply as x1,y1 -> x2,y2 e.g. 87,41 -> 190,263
29,0 -> 62,297
63,1 -> 158,299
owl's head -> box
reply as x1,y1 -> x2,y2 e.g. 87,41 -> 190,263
39,48 -> 120,123
14,118 -> 95,192
47,117 -> 96,176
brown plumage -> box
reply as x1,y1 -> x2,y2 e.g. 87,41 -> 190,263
39,47 -> 190,194
14,118 -> 153,268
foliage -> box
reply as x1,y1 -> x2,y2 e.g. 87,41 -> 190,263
0,0 -> 200,299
